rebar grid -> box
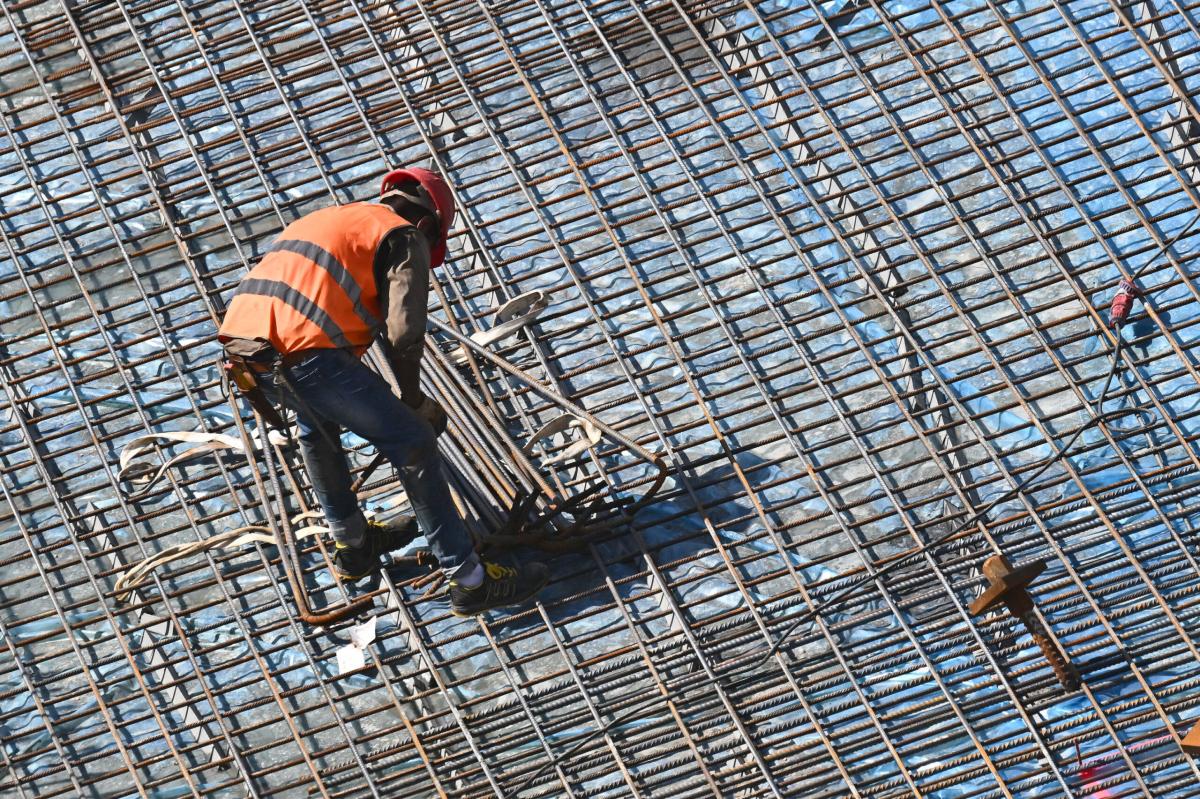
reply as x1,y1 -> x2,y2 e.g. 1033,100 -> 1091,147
4,0 -> 1200,796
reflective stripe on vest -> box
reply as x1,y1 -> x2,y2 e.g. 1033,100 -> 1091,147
234,277 -> 352,350
218,203 -> 407,354
269,238 -> 378,335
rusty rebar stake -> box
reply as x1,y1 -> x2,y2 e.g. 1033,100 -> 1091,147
970,555 -> 1080,691
1182,721 -> 1200,756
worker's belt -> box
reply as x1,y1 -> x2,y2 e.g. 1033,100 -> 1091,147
236,354 -> 307,375
238,358 -> 274,375
220,338 -> 292,430
222,338 -> 311,372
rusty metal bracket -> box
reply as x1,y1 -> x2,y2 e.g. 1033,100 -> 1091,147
970,555 -> 1080,690
480,481 -> 609,554
1182,720 -> 1200,756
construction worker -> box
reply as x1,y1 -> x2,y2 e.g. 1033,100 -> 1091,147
218,167 -> 548,617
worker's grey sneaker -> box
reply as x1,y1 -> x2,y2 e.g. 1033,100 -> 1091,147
332,516 -> 420,580
449,560 -> 549,617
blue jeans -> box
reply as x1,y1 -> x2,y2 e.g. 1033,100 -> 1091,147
258,347 -> 474,572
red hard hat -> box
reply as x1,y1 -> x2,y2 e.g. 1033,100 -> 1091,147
380,167 -> 456,268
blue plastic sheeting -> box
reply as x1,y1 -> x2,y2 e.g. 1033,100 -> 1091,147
4,0 -> 1200,796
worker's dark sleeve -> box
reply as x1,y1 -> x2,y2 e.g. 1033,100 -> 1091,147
373,226 -> 431,407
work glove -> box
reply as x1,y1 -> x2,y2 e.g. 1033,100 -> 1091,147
412,395 -> 447,437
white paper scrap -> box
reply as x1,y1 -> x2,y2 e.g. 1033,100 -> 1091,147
349,615 -> 377,649
337,643 -> 366,674
337,616 -> 377,675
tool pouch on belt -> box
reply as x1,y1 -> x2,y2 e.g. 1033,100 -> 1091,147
221,338 -> 289,431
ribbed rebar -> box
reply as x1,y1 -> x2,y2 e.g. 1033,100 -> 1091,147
4,1 -> 1200,797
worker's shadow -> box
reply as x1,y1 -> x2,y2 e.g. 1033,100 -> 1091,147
400,451 -> 840,639
350,449 -> 904,700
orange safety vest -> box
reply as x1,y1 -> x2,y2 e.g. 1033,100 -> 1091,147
219,203 -> 408,355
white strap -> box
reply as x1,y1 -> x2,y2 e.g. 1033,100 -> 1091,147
113,517 -> 330,601
524,413 -> 602,466
116,431 -> 247,497
452,290 -> 550,366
